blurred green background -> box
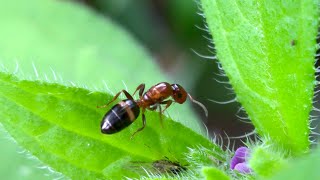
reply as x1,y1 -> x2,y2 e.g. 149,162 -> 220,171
0,0 -> 253,179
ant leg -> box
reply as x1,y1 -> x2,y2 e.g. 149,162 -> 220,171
148,104 -> 158,111
97,90 -> 133,108
157,100 -> 172,128
158,104 -> 163,128
132,83 -> 145,98
160,100 -> 173,113
131,109 -> 146,139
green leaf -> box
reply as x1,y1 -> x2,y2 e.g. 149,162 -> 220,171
249,142 -> 289,177
200,0 -> 319,154
0,72 -> 222,179
202,167 -> 230,180
0,0 -> 204,135
270,148 -> 320,180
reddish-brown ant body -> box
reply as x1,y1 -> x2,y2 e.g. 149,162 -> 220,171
99,82 -> 208,137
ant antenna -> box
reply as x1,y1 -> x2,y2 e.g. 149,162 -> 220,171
188,94 -> 208,117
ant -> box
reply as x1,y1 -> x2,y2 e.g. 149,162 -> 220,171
99,82 -> 208,137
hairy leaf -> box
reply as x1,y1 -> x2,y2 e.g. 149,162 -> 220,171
201,0 -> 319,154
0,72 -> 222,179
202,167 -> 230,180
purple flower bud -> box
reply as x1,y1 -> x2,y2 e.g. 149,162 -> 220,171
230,146 -> 252,173
234,162 -> 252,173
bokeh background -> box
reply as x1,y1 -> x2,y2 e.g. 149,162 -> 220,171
0,0 -> 254,179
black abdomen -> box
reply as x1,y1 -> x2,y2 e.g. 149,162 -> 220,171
101,99 -> 140,134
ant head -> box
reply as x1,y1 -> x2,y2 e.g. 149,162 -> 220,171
171,84 -> 187,104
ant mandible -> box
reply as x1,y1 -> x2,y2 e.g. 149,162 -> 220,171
99,82 -> 208,138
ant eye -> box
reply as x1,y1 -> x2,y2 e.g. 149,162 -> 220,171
171,83 -> 187,104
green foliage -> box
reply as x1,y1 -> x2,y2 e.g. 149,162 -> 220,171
0,0 -> 162,88
270,147 -> 320,180
200,0 -> 319,155
185,146 -> 231,178
249,142 -> 289,178
202,167 -> 230,180
0,72 -> 222,179
0,0 -> 319,179
0,126 -> 52,179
